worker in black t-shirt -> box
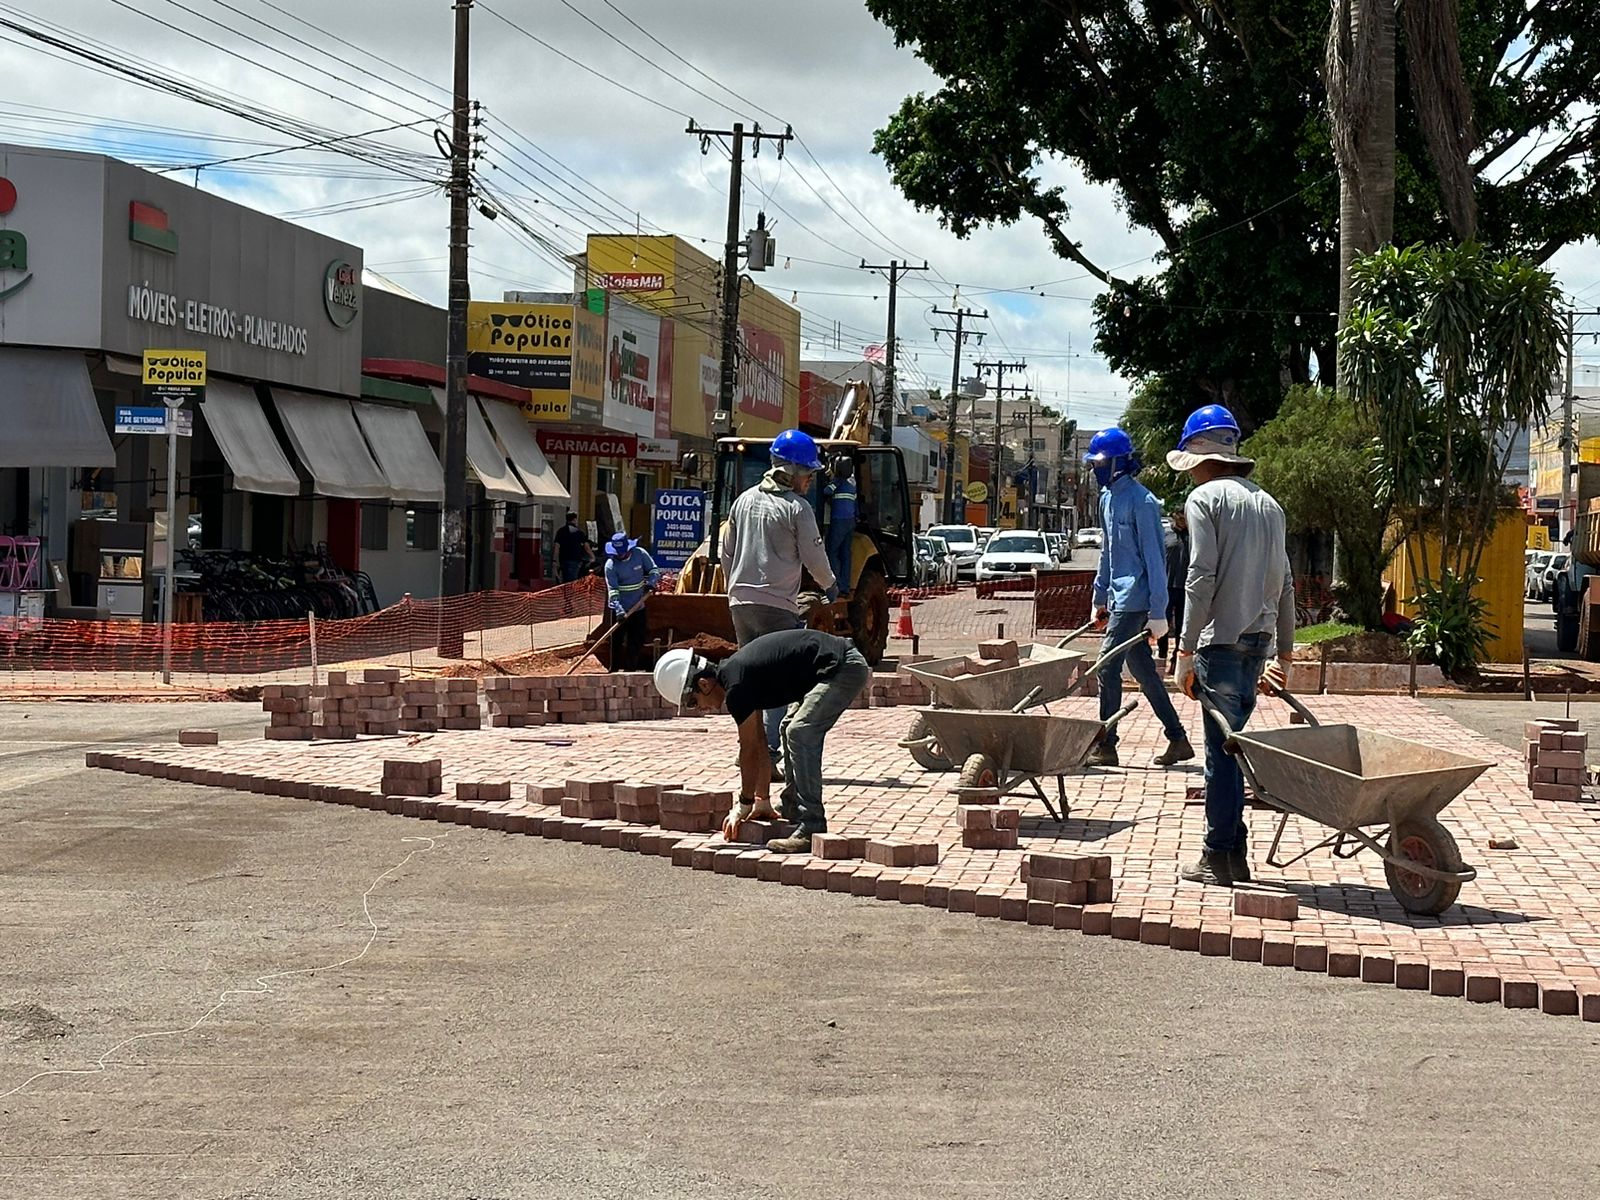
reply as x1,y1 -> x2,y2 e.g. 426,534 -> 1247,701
651,629 -> 871,853
553,511 -> 593,583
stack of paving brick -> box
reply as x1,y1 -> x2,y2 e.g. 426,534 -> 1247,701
607,673 -> 679,721
546,675 -> 607,724
399,678 -> 445,732
313,671 -> 360,740
1526,718 -> 1587,803
457,780 -> 512,804
483,676 -> 551,728
439,678 -> 482,729
614,783 -> 660,823
1021,851 -> 1114,906
382,756 -> 442,797
658,788 -> 729,833
562,778 -> 618,820
260,683 -> 314,740
958,803 -> 1020,849
353,668 -> 403,736
855,672 -> 933,709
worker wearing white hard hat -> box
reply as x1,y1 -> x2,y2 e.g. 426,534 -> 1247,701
653,628 -> 869,852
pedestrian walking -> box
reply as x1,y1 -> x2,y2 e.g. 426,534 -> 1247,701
1082,426 -> 1193,768
723,429 -> 839,769
554,511 -> 593,584
1159,505 -> 1189,666
651,629 -> 870,853
1166,405 -> 1295,888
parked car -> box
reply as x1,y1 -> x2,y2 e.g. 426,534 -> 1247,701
1543,553 -> 1570,603
928,523 -> 983,580
1073,527 -> 1103,549
1526,551 -> 1553,599
975,530 -> 1055,581
1043,531 -> 1070,562
914,534 -> 958,586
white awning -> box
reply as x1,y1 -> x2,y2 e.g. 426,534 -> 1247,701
478,397 -> 571,503
352,401 -> 443,501
0,348 -> 115,468
200,379 -> 301,495
429,386 -> 528,502
271,388 -> 392,500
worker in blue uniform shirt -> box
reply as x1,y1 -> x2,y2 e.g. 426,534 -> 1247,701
1084,426 -> 1193,769
602,531 -> 661,669
823,454 -> 858,596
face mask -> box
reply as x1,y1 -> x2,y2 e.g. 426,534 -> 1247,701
1092,460 -> 1116,489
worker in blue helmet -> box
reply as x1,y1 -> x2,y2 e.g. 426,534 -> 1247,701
1166,404 -> 1295,888
602,530 -> 662,670
1083,426 -> 1193,769
723,428 -> 839,775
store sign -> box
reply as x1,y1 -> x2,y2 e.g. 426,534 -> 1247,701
964,481 -> 989,504
569,304 -> 606,421
604,297 -> 662,439
699,354 -> 721,424
468,301 -> 601,424
536,430 -> 637,458
115,406 -> 192,437
597,272 -> 665,291
126,281 -> 310,355
323,258 -> 360,328
652,488 -> 705,568
637,436 -> 678,463
129,201 -> 176,254
141,348 -> 206,408
0,177 -> 32,303
737,321 -> 786,423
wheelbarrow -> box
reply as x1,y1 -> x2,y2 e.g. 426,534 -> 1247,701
911,696 -> 1140,821
898,620 -> 1121,772
1198,685 -> 1490,916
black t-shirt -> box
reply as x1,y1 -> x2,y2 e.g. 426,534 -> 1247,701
717,629 -> 850,724
554,523 -> 589,563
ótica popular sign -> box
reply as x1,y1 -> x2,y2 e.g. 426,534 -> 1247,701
141,348 -> 207,408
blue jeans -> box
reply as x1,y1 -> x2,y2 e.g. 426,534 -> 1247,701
730,602 -> 806,753
779,647 -> 871,832
826,518 -> 855,592
560,560 -> 584,583
1098,608 -> 1185,749
1195,633 -> 1271,854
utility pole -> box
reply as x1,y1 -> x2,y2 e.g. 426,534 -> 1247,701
1562,307 -> 1577,541
931,304 -> 986,523
976,360 -> 1026,526
440,0 -> 473,616
861,258 -> 928,443
687,119 -> 793,440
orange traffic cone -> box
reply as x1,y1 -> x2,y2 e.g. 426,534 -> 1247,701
896,594 -> 915,638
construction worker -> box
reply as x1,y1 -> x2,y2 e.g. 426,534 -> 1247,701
724,428 -> 839,767
1166,405 -> 1295,888
602,531 -> 660,668
1084,426 -> 1193,769
651,628 -> 870,853
823,454 -> 858,597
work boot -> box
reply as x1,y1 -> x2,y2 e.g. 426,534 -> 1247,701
1180,850 -> 1234,888
769,758 -> 785,783
1086,743 -> 1120,768
766,830 -> 817,855
1228,846 -> 1252,884
1152,736 -> 1195,767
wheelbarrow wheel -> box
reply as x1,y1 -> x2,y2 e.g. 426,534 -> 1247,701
1384,815 -> 1464,915
905,712 -> 953,772
958,752 -> 1000,790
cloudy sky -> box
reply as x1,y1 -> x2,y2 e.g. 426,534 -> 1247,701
3,0 -> 1598,423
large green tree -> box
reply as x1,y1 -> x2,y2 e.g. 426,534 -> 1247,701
867,1 -> 1600,432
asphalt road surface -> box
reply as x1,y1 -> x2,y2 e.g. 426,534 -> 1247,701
3,702 -> 1597,1199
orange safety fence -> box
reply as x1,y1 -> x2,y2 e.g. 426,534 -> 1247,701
0,578 -> 608,694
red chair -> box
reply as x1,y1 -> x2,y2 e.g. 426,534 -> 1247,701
0,536 -> 16,591
11,537 -> 40,590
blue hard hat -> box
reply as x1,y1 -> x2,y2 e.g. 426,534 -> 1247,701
771,428 -> 823,471
605,531 -> 637,557
1084,426 -> 1135,462
1178,405 -> 1241,451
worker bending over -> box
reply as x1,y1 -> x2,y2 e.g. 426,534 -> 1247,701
652,628 -> 869,854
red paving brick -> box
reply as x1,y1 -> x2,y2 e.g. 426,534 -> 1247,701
90,694 -> 1600,1022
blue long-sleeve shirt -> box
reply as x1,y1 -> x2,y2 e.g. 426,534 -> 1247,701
1093,474 -> 1169,614
604,547 -> 662,613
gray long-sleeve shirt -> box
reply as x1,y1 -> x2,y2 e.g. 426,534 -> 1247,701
724,472 -> 837,613
1181,475 -> 1295,657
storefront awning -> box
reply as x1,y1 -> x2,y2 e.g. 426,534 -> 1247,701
201,379 -> 301,495
352,401 -> 443,502
0,348 -> 115,468
270,388 -> 393,501
478,397 -> 571,504
428,386 -> 528,502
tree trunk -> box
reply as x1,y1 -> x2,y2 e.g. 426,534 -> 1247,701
1330,0 -> 1397,334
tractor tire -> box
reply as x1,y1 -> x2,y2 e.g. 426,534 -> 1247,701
1384,815 -> 1465,916
849,564 -> 890,665
905,711 -> 953,772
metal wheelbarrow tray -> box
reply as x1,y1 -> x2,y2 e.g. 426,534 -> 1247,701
1205,689 -> 1491,916
912,700 -> 1137,821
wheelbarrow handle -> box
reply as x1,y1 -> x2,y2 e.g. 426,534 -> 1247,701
1067,630 -> 1153,697
1260,678 -> 1320,726
1054,619 -> 1099,649
1011,685 -> 1045,713
1098,699 -> 1140,740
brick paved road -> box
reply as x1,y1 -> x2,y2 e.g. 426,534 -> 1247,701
84,692 -> 1600,1021
5,701 -> 1599,1199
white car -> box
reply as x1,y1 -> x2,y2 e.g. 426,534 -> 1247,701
976,531 -> 1055,581
928,523 -> 983,580
1074,527 -> 1103,549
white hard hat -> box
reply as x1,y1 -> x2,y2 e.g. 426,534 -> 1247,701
652,648 -> 708,709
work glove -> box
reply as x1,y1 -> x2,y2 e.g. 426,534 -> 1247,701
1094,606 -> 1109,631
1260,656 -> 1292,695
1174,652 -> 1196,699
722,798 -> 754,841
608,600 -> 625,617
1146,618 -> 1169,643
